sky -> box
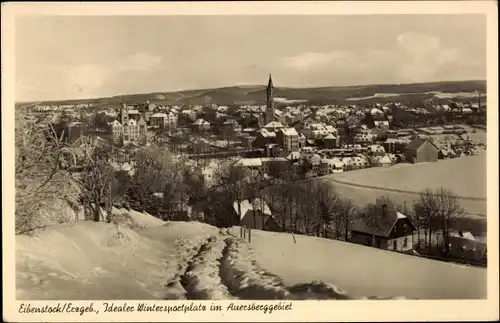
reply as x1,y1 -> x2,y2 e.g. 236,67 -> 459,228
15,15 -> 486,102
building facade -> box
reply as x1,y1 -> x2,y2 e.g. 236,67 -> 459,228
276,128 -> 300,152
404,139 -> 439,163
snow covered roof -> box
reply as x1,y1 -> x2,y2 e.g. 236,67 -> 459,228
378,155 -> 392,164
151,113 -> 168,118
243,128 -> 257,132
371,108 -> 384,115
258,129 -> 276,138
324,134 -> 337,140
352,208 -> 414,237
233,198 -> 272,220
264,121 -> 285,128
396,211 -> 407,219
281,127 -> 298,136
223,119 -> 239,125
370,144 -> 385,151
193,118 -> 209,125
233,158 -> 262,167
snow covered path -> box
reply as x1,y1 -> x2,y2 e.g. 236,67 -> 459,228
159,228 -> 357,300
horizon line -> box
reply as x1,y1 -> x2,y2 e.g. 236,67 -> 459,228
16,78 -> 487,105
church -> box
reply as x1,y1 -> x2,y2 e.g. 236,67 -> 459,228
263,74 -> 276,126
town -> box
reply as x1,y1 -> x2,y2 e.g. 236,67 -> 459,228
19,74 -> 487,269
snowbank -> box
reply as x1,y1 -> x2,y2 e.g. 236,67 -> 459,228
220,237 -> 292,299
180,236 -> 233,300
16,221 -> 217,300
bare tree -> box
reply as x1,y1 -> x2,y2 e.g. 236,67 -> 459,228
130,145 -> 188,219
74,157 -> 114,222
211,162 -> 251,226
15,111 -> 81,234
413,187 -> 464,256
310,181 -> 342,238
339,198 -> 357,242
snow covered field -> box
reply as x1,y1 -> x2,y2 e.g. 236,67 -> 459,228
323,153 -> 487,217
16,213 -> 486,300
233,228 -> 486,299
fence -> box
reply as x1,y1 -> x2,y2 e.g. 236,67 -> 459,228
239,226 -> 252,243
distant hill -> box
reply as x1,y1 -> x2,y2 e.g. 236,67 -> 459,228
17,80 -> 486,108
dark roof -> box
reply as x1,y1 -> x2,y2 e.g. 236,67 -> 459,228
404,138 -> 439,151
267,74 -> 274,90
448,236 -> 487,262
351,208 -> 410,238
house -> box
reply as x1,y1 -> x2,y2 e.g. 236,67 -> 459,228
222,119 -> 241,134
276,127 -> 300,152
309,154 -> 322,173
369,144 -> 386,156
192,118 -> 210,132
232,199 -> 282,231
323,133 -> 340,149
253,128 -> 277,148
404,138 -> 439,163
260,157 -> 290,176
374,120 -> 390,129
263,121 -> 285,132
371,154 -> 393,167
353,133 -> 374,145
448,232 -> 487,265
232,158 -> 263,176
320,158 -> 344,174
383,138 -> 410,154
350,205 -> 416,252
137,116 -> 148,143
263,143 -> 281,157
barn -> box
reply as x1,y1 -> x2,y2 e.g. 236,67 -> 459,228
404,138 -> 439,163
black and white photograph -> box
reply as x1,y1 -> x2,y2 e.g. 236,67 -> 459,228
3,1 -> 498,322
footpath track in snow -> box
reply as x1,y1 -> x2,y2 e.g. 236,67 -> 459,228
169,229 -> 364,300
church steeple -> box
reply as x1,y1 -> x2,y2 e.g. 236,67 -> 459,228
264,74 -> 275,125
267,74 -> 274,98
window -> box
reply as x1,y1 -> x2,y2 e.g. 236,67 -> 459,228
393,241 -> 397,250
402,237 -> 408,248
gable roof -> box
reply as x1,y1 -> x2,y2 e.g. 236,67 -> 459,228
193,118 -> 209,125
233,158 -> 262,167
323,133 -> 337,140
233,198 -> 272,220
281,127 -> 299,136
351,208 -> 414,238
264,121 -> 285,128
405,138 -> 439,151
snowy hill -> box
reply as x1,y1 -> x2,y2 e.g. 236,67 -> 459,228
231,228 -> 486,299
16,213 -> 486,300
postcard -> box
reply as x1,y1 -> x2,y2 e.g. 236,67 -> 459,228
2,1 -> 498,322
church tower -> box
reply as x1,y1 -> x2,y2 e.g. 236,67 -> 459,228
120,102 -> 129,125
265,74 -> 275,125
